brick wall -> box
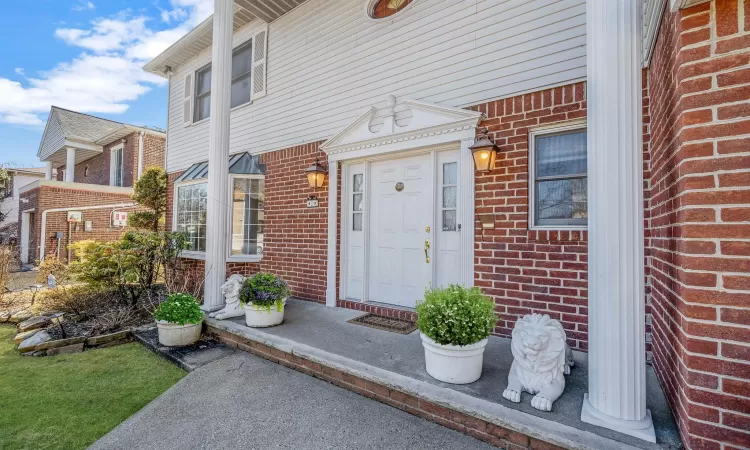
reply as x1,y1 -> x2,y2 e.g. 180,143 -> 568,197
19,185 -> 141,262
471,83 -> 591,351
167,142 -> 332,303
56,131 -> 165,187
647,1 -> 750,448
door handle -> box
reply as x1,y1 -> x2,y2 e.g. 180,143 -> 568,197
424,239 -> 430,263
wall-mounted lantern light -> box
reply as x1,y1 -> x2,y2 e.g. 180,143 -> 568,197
305,159 -> 328,189
469,128 -> 498,173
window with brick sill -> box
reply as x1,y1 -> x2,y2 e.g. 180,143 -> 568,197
529,123 -> 588,229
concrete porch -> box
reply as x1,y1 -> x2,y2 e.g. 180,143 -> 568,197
206,299 -> 681,450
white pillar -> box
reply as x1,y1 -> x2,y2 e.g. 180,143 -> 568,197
65,147 -> 76,182
44,161 -> 53,180
581,0 -> 655,443
325,160 -> 338,307
202,0 -> 233,311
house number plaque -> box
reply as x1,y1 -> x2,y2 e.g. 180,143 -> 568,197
395,182 -> 404,192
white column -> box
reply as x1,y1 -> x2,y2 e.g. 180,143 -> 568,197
325,160 -> 338,307
459,138 -> 475,287
202,0 -> 233,311
581,0 -> 655,443
65,147 -> 76,182
44,161 -> 53,180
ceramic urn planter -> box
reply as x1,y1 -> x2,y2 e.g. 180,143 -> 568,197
245,299 -> 287,328
420,333 -> 488,384
156,320 -> 202,347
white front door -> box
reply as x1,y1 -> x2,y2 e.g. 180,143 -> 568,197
368,153 -> 433,308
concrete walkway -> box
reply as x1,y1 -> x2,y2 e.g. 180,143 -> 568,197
90,351 -> 495,450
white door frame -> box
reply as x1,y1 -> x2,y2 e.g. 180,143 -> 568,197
321,97 -> 482,307
20,209 -> 34,264
340,146 -> 449,304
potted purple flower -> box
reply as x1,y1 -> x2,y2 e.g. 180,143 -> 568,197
239,273 -> 290,327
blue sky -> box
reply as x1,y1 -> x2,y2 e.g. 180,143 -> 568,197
0,0 -> 213,167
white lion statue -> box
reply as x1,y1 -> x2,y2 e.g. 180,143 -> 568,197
502,314 -> 574,412
208,274 -> 246,320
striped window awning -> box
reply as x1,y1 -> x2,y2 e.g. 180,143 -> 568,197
175,153 -> 266,182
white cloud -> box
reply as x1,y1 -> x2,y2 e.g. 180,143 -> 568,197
73,1 -> 96,12
0,0 -> 213,127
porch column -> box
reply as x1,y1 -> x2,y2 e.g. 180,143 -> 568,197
325,160 -> 338,307
44,161 -> 53,180
581,0 -> 655,443
202,0 -> 233,311
65,147 -> 76,182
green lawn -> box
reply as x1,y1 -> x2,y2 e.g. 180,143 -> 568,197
0,325 -> 185,450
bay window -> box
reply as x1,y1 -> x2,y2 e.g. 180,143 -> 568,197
230,177 -> 264,256
175,182 -> 208,252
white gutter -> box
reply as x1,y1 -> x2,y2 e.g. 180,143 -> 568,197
39,202 -> 137,261
137,131 -> 145,180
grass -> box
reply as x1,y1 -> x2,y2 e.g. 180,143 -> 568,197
0,325 -> 185,450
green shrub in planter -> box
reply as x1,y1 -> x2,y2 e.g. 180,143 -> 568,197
416,285 -> 498,346
239,273 -> 290,312
153,293 -> 203,325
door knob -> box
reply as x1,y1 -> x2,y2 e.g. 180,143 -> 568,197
424,239 -> 430,263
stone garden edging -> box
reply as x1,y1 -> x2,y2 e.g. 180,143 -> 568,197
14,325 -> 133,357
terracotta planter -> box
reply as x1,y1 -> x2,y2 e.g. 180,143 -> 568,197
421,332 -> 488,384
156,320 -> 202,346
245,299 -> 286,328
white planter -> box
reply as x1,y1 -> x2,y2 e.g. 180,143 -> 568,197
420,332 -> 488,384
156,320 -> 202,347
245,299 -> 286,328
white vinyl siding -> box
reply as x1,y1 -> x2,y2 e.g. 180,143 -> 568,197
165,0 -> 586,172
38,114 -> 65,161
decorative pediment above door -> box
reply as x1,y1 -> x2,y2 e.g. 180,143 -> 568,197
321,95 -> 482,161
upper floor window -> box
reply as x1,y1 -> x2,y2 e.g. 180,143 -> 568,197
110,144 -> 124,187
529,125 -> 587,228
194,65 -> 212,123
192,42 -> 254,123
371,0 -> 413,18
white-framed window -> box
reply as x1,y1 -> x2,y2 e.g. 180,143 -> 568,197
110,144 -> 124,187
529,123 -> 588,228
174,181 -> 208,252
351,173 -> 363,231
441,162 -> 457,231
191,42 -> 255,123
193,63 -> 212,123
230,175 -> 265,257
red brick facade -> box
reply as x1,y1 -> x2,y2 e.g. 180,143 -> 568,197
471,83 -> 591,351
167,143 -> 333,303
19,185 -> 141,263
56,131 -> 166,187
647,1 -> 750,449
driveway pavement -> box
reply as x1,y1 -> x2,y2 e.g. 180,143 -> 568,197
90,351 -> 495,450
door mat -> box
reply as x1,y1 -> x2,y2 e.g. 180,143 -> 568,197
347,313 -> 418,335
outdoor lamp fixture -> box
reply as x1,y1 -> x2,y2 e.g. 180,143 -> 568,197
469,128 -> 498,173
305,159 -> 328,188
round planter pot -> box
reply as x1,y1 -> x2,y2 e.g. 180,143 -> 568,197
420,332 -> 488,384
245,299 -> 286,328
156,320 -> 202,347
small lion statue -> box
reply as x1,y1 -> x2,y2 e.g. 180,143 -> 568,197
502,314 -> 574,412
208,274 -> 246,320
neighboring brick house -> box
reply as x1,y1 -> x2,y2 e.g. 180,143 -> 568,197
144,1 -> 749,449
19,107 -> 166,264
0,167 -> 48,243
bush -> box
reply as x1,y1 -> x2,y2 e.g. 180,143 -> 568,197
152,293 -> 203,325
36,257 -> 72,286
69,231 -> 188,306
239,273 -> 289,312
416,285 -> 498,346
37,285 -> 101,318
